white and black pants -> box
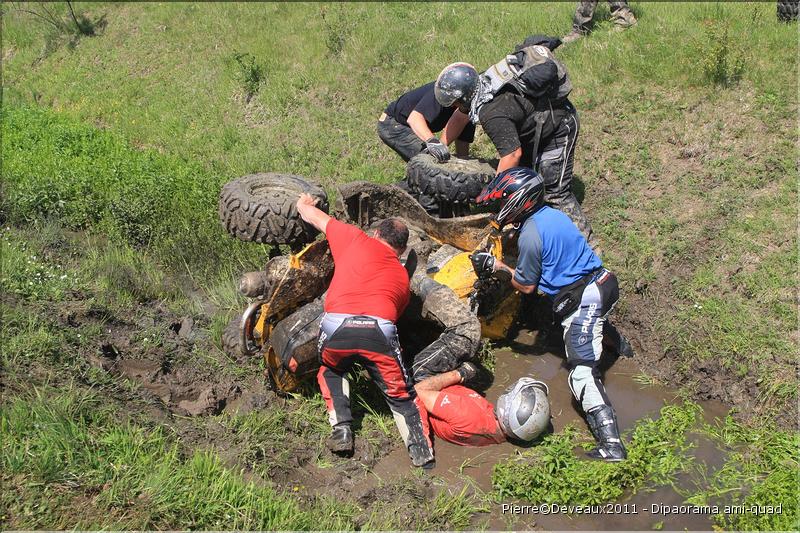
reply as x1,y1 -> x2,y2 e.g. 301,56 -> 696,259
561,270 -> 625,412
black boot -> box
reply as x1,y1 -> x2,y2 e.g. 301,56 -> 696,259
617,334 -> 635,358
327,423 -> 354,456
585,405 -> 627,462
456,361 -> 478,385
408,443 -> 435,469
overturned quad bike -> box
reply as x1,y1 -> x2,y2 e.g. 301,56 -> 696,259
219,158 -> 520,394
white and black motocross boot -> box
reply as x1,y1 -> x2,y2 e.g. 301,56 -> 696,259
585,405 -> 627,462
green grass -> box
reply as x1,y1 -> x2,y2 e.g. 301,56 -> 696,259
492,403 -> 702,505
686,415 -> 800,531
1,1 -> 798,528
0,386 -> 354,530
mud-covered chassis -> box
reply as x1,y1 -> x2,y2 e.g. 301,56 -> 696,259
221,178 -> 519,394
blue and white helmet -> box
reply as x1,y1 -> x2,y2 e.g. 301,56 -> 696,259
495,377 -> 550,441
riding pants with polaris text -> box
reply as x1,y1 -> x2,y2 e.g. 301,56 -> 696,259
561,269 -> 626,412
317,313 -> 434,458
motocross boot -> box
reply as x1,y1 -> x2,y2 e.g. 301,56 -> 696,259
408,443 -> 435,469
327,423 -> 354,456
617,334 -> 635,358
456,361 -> 478,385
585,405 -> 627,462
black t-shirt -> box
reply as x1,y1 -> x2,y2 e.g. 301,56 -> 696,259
385,82 -> 475,142
478,88 -> 568,160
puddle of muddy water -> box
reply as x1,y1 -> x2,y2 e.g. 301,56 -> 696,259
350,328 -> 732,531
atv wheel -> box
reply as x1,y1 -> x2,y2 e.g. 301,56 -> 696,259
406,154 -> 495,204
219,173 -> 328,247
777,0 -> 798,21
221,315 -> 242,360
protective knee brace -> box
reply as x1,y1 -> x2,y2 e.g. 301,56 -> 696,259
568,364 -> 610,412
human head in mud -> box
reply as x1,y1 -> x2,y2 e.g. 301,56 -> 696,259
374,217 -> 408,256
414,364 -> 550,447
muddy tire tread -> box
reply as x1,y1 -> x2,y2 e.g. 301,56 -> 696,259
219,173 -> 328,247
406,154 -> 495,204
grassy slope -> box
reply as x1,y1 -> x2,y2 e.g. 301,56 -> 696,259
2,1 -> 798,529
4,0 -> 797,414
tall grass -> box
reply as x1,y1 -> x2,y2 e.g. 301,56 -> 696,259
0,386 -> 354,530
1,105 -> 266,279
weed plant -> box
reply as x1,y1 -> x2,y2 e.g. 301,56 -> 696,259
686,415 -> 800,530
493,403 -> 701,505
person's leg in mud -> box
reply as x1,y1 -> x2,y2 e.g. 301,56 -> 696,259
562,270 -> 627,461
317,353 -> 357,455
356,340 -> 435,468
536,104 -> 597,249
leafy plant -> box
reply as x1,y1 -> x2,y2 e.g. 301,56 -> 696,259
232,52 -> 265,104
699,19 -> 745,87
492,403 -> 701,505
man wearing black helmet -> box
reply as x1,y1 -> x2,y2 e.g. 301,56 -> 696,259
378,81 -> 476,163
470,166 -> 634,462
379,80 -> 477,215
434,47 -> 595,245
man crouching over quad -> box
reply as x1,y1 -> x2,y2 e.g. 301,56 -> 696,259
471,167 -> 634,462
296,193 -> 435,469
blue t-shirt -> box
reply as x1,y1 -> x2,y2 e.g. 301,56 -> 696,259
514,206 -> 602,296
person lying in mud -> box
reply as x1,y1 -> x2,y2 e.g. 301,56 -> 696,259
415,362 -> 550,446
295,193 -> 436,469
470,167 -> 634,462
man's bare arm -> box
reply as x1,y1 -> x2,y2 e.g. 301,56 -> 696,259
440,109 -> 470,148
296,193 -> 331,234
415,369 -> 463,412
406,110 -> 436,142
495,147 -> 523,174
495,259 -> 537,294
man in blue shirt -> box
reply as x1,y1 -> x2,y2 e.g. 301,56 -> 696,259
471,166 -> 633,462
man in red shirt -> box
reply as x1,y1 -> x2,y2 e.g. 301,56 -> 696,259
415,363 -> 551,447
296,194 -> 434,468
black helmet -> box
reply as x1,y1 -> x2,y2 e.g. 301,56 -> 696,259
434,62 -> 479,108
476,167 -> 545,227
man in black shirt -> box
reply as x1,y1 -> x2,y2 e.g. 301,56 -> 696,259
378,81 -> 475,163
435,56 -> 594,243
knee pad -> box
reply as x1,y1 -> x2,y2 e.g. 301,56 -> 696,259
568,364 -> 609,412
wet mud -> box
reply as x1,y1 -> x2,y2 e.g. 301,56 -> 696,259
65,291 -> 732,530
347,327 -> 731,531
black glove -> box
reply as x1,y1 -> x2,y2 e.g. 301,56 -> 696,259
425,137 -> 450,163
470,251 -> 496,279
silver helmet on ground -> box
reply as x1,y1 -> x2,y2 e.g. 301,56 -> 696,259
495,377 -> 550,441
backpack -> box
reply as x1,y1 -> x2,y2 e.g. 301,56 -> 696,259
483,35 -> 572,102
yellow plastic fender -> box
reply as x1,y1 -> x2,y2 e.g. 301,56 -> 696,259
431,231 -> 518,340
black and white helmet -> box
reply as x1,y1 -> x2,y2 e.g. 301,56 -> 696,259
434,62 -> 479,108
495,377 -> 550,442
